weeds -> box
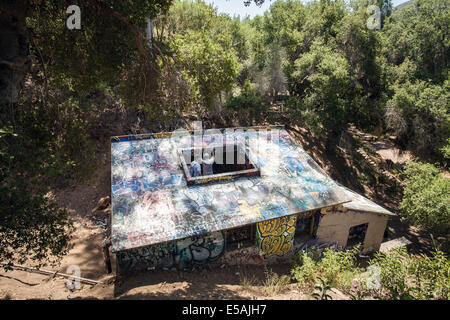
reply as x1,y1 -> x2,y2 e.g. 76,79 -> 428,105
370,247 -> 449,300
263,267 -> 291,295
312,277 -> 333,300
290,245 -> 362,293
240,274 -> 258,291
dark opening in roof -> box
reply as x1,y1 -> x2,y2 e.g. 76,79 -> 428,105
179,143 -> 260,185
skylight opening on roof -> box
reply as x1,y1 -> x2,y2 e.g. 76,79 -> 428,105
178,143 -> 260,185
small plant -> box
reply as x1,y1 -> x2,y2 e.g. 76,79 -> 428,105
240,274 -> 258,291
312,277 -> 333,300
263,267 -> 291,295
290,245 -> 362,293
290,250 -> 317,289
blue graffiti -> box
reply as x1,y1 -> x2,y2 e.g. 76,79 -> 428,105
284,156 -> 306,175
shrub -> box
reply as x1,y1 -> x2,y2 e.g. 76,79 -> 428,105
409,250 -> 450,299
224,80 -> 267,124
369,247 -> 413,299
369,247 -> 449,300
385,80 -> 449,162
317,245 -> 362,290
400,162 -> 450,236
263,268 -> 291,295
290,251 -> 317,288
290,245 -> 362,292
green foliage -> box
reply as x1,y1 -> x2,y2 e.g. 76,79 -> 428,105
291,245 -> 449,300
259,0 -> 390,134
27,0 -> 173,93
380,0 -> 449,163
263,268 -> 291,294
0,63 -> 98,267
290,245 -> 362,292
173,29 -> 239,109
225,80 -> 266,124
385,80 -> 450,161
290,251 -> 318,287
160,0 -> 217,36
0,117 -> 75,267
312,276 -> 333,300
0,180 -> 73,268
441,138 -> 450,160
400,162 -> 450,235
289,42 -> 352,134
381,0 -> 449,83
409,249 -> 450,300
319,245 -> 362,289
370,247 -> 450,300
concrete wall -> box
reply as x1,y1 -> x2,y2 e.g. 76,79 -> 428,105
116,209 -> 390,272
316,209 -> 389,253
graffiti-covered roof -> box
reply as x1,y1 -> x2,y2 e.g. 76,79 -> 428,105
110,126 -> 354,252
339,185 -> 394,216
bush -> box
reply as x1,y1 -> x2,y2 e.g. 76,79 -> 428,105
290,251 -> 317,287
369,247 -> 413,299
370,247 -> 449,300
290,245 -> 362,292
224,80 -> 267,124
385,80 -> 450,162
318,245 -> 362,290
400,162 -> 450,236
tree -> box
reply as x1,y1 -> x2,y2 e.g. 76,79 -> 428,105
288,41 -> 352,134
173,29 -> 239,109
0,0 -> 174,268
385,80 -> 450,161
0,0 -> 173,108
381,0 -> 449,83
400,162 -> 450,236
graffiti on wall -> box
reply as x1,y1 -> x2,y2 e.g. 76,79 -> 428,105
117,231 -> 225,272
257,216 -> 297,259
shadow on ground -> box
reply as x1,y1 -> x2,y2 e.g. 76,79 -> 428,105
111,263 -> 292,299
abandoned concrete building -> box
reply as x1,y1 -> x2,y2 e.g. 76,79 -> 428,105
109,125 -> 393,272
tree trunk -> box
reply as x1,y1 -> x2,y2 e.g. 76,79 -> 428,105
0,0 -> 30,110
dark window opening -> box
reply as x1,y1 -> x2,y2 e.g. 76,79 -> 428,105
179,143 -> 260,185
347,223 -> 368,247
213,144 -> 255,174
295,216 -> 313,236
294,215 -> 314,244
226,225 -> 255,251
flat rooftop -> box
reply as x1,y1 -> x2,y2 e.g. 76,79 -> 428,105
110,126 -> 354,252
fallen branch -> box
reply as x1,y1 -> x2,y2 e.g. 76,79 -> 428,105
0,264 -> 103,285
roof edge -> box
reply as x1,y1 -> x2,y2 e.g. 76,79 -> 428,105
111,125 -> 286,142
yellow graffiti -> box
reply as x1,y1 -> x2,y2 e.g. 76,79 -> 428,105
260,235 -> 294,258
152,132 -> 173,139
200,175 -> 232,183
250,125 -> 279,131
257,216 -> 296,259
257,216 -> 295,236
